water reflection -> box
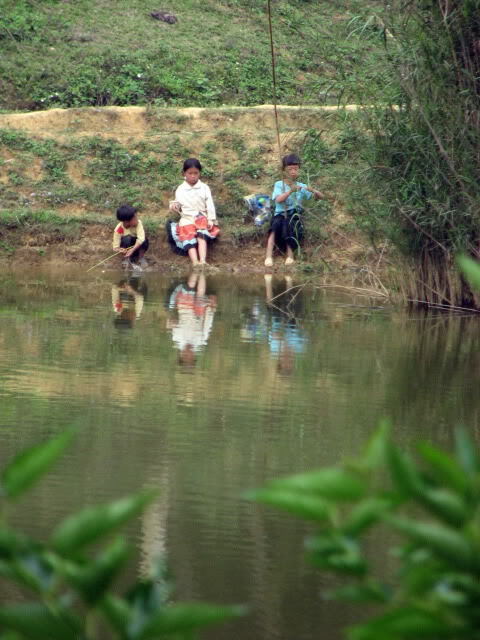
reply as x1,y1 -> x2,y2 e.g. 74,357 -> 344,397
111,276 -> 147,329
166,271 -> 217,367
1,271 -> 480,640
241,274 -> 308,375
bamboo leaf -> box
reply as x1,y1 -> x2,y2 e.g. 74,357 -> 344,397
100,594 -> 131,638
418,442 -> 468,495
7,552 -> 55,594
457,254 -> 480,291
0,603 -> 84,640
386,442 -> 423,496
342,497 -> 394,535
0,529 -> 30,560
418,487 -> 468,527
454,427 -> 480,477
270,467 -> 365,500
245,489 -> 332,521
360,420 -> 391,471
1,429 -> 75,500
307,534 -> 367,576
348,606 -> 459,639
385,516 -> 474,568
51,490 -> 157,554
137,603 -> 246,639
64,536 -> 129,604
326,581 -> 390,604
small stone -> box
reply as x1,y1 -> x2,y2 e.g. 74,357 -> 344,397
150,10 -> 177,24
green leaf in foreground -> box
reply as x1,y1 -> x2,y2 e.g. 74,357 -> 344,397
1,429 -> 75,500
0,603 -> 83,640
137,603 -> 247,640
63,536 -> 130,603
454,427 -> 480,478
417,442 -> 468,496
270,467 -> 365,500
457,254 -> 480,292
348,605 -> 461,640
245,489 -> 332,521
385,516 -> 474,568
51,489 -> 157,554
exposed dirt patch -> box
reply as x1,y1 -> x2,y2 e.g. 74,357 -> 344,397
0,105 -> 355,143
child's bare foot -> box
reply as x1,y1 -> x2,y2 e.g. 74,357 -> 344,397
264,257 -> 273,267
285,257 -> 295,266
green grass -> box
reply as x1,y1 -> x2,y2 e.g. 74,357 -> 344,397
0,0 -> 385,111
0,107 -> 359,214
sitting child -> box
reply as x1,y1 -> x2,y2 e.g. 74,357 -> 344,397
265,154 -> 325,268
166,158 -> 219,268
113,204 -> 149,272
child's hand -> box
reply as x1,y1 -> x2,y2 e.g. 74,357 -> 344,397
169,200 -> 182,213
306,187 -> 325,199
207,221 -> 214,230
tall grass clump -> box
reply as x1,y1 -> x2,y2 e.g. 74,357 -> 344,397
351,0 -> 480,307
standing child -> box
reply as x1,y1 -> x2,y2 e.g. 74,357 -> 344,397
265,154 -> 325,267
167,158 -> 219,268
113,204 -> 149,272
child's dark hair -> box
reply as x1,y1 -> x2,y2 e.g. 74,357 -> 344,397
116,204 -> 138,222
282,154 -> 301,168
183,157 -> 202,173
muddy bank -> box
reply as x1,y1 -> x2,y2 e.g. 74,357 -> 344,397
1,219 -> 374,280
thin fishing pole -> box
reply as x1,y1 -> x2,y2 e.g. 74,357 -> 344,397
86,250 -> 122,272
267,0 -> 282,163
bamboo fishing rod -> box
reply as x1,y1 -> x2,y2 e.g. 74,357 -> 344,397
86,250 -> 123,272
267,0 -> 282,164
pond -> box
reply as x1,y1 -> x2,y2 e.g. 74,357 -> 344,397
0,268 -> 478,639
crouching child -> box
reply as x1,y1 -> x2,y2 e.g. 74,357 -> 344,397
113,204 -> 149,272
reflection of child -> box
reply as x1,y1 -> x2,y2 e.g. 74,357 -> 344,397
112,277 -> 147,329
167,158 -> 219,268
166,271 -> 217,366
264,274 -> 307,375
113,205 -> 149,272
265,154 -> 325,268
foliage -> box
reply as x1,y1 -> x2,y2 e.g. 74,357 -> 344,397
0,431 -> 244,639
248,418 -> 480,640
345,0 -> 480,304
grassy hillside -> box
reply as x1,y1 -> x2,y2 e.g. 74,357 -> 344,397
0,0 -> 391,276
1,0 -> 386,111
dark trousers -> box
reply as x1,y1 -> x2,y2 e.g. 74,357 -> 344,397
120,235 -> 149,261
270,209 -> 304,252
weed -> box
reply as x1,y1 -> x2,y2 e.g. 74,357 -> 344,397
0,241 -> 15,255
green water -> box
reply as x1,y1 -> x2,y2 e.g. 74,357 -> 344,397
0,268 -> 479,639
